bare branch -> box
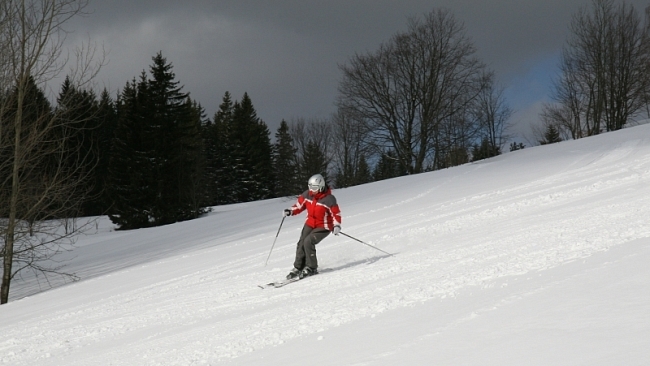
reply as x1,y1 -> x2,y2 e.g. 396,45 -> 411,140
1,0 -> 100,304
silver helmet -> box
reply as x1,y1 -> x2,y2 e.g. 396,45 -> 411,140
308,174 -> 326,193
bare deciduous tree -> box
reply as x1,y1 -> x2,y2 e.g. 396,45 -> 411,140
337,8 -> 487,174
472,73 -> 512,158
330,108 -> 371,187
0,0 -> 103,304
542,0 -> 650,139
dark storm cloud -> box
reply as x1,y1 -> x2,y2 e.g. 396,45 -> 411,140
65,0 -> 650,140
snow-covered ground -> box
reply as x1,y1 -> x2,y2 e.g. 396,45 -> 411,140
2,125 -> 650,365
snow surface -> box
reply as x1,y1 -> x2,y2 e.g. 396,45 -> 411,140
2,125 -> 650,365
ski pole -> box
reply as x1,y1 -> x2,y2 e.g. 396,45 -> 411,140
265,216 -> 286,266
340,232 -> 393,256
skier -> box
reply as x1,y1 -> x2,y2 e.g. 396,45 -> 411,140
283,174 -> 341,280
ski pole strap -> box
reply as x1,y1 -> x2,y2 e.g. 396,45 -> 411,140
340,232 -> 393,256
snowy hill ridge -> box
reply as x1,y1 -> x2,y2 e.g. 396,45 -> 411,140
2,125 -> 650,365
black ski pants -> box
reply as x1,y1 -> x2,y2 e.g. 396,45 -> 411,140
293,224 -> 330,270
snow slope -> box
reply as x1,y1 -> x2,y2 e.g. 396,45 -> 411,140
2,125 -> 650,365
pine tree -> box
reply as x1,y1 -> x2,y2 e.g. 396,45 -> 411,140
471,138 -> 501,162
148,52 -> 206,223
181,98 -> 208,215
147,52 -> 185,223
1,77 -> 54,222
273,120 -> 299,196
355,154 -> 372,185
540,124 -> 562,145
333,156 -> 355,188
301,139 -> 329,184
108,77 -> 156,229
207,92 -> 238,204
55,77 -> 108,216
373,150 -> 402,181
94,89 -> 118,214
229,93 -> 274,202
336,153 -> 372,188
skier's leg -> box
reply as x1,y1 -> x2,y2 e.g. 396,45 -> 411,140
303,228 -> 330,270
292,225 -> 312,270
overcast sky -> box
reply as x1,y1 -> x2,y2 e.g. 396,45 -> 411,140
64,0 -> 649,143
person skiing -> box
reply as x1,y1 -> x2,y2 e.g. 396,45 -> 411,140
283,173 -> 341,280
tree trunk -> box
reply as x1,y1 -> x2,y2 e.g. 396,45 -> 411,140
1,73 -> 24,305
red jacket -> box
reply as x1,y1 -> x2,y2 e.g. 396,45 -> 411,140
290,188 -> 341,231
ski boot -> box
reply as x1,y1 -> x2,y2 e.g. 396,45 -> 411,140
286,267 -> 301,280
299,267 -> 318,279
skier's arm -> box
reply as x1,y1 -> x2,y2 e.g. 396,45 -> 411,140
287,192 -> 308,216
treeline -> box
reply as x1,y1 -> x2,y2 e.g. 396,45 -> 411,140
2,53 -> 505,232
2,52 -> 432,230
3,9 -> 518,232
6,1 -> 649,233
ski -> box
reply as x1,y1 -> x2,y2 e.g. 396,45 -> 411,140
268,277 -> 301,288
258,277 -> 300,289
259,272 -> 318,289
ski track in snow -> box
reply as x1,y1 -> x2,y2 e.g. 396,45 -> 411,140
2,133 -> 650,365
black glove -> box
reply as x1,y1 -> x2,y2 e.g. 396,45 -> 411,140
283,209 -> 292,217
